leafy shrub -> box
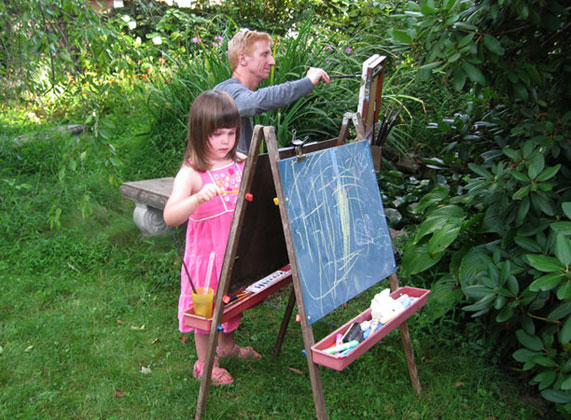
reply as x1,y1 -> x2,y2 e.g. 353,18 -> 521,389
390,0 -> 571,413
402,109 -> 571,412
0,0 -> 131,104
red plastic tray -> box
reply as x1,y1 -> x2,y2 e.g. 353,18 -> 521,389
183,265 -> 292,331
311,286 -> 430,371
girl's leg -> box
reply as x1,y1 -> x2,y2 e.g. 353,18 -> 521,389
193,332 -> 233,385
194,332 -> 210,362
216,330 -> 261,360
217,330 -> 236,351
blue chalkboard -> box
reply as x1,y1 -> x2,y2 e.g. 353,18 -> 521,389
278,140 -> 396,325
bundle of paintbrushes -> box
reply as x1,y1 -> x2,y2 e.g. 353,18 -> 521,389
222,291 -> 252,305
371,105 -> 402,147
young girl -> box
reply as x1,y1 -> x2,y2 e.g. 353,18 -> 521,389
163,90 -> 261,386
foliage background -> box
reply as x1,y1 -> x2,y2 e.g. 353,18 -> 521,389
1,0 -> 569,418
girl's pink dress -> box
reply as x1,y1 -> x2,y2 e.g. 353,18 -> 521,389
178,160 -> 244,334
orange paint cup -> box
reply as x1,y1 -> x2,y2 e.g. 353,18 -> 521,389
192,287 -> 214,318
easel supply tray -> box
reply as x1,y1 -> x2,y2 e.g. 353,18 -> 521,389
311,286 -> 430,371
183,266 -> 292,331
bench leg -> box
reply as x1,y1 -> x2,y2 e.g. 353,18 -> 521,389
133,203 -> 170,236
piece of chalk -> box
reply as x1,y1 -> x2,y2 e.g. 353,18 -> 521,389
222,295 -> 231,304
337,347 -> 356,358
245,193 -> 253,201
295,313 -> 301,322
323,340 -> 359,355
273,197 -> 279,205
363,328 -> 371,340
216,325 -> 224,332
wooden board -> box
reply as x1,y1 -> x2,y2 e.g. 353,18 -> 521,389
119,177 -> 173,210
357,54 -> 386,134
226,153 -> 289,294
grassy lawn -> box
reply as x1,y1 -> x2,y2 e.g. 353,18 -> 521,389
0,199 -> 549,419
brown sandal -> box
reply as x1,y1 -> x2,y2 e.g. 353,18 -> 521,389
193,358 -> 234,386
216,344 -> 261,360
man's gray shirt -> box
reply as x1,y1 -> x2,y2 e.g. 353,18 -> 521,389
214,77 -> 314,153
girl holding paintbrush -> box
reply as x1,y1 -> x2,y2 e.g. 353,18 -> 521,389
164,90 -> 261,386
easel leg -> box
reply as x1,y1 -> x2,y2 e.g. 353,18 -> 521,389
303,330 -> 328,420
399,322 -> 422,396
265,125 -> 328,419
273,286 -> 296,357
389,273 -> 422,396
195,327 -> 219,419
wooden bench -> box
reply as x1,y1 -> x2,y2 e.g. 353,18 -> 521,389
120,177 -> 174,236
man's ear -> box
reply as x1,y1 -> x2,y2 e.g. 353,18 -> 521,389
237,52 -> 248,67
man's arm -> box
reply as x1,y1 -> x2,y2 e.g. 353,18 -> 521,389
219,77 -> 315,118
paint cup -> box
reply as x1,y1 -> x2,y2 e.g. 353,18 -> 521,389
192,287 -> 214,318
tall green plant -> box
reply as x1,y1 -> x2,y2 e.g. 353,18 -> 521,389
133,17 -> 364,180
121,19 -> 235,180
254,18 -> 356,146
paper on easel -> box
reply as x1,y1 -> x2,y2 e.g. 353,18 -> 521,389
357,54 -> 385,121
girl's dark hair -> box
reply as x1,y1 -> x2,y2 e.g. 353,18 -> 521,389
184,90 -> 241,172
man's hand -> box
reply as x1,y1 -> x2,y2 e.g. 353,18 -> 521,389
306,67 -> 330,86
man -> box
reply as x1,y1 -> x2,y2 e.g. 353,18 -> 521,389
214,30 -> 330,154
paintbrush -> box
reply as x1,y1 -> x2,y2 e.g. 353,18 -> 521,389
329,73 -> 360,79
171,230 -> 198,294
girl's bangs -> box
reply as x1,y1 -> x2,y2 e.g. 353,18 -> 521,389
214,107 -> 240,130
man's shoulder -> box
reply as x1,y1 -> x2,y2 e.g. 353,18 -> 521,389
214,78 -> 246,92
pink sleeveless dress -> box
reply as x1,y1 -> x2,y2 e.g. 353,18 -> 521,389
178,160 -> 244,334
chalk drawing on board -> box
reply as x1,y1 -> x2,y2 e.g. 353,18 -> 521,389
278,140 -> 396,324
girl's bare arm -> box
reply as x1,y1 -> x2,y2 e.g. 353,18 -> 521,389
163,165 -> 220,226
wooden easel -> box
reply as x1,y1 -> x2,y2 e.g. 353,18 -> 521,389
194,121 -> 427,420
358,54 -> 386,137
358,54 -> 387,172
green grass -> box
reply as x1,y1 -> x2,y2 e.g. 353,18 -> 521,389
0,180 -> 553,420
0,244 -> 550,419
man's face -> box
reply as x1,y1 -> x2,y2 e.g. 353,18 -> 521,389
242,39 -> 275,83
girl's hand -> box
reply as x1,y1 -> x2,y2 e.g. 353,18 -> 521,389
196,183 -> 221,204
164,165 -> 219,227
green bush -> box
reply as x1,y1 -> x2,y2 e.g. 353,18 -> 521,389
402,109 -> 571,412
392,0 -> 570,413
